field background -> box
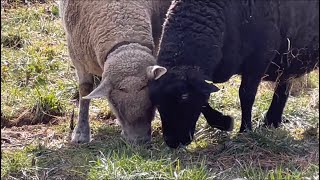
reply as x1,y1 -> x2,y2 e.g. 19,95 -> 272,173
1,1 -> 319,180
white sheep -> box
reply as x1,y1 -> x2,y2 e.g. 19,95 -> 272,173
59,0 -> 171,144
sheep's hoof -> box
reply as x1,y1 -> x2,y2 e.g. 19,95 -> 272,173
217,115 -> 234,131
222,115 -> 234,131
239,125 -> 252,133
71,127 -> 91,144
209,115 -> 234,131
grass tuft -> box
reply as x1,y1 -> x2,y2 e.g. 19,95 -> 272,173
31,88 -> 66,123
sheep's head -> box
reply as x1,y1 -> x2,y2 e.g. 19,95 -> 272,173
83,43 -> 156,144
147,65 -> 220,148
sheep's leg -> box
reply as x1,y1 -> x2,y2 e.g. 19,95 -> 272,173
239,74 -> 262,132
238,57 -> 270,132
265,81 -> 292,128
201,103 -> 233,131
238,20 -> 280,133
71,69 -> 93,143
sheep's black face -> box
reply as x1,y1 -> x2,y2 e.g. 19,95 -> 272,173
149,72 -> 218,148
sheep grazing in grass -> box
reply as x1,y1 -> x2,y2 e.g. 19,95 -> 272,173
147,0 -> 319,148
59,0 -> 171,144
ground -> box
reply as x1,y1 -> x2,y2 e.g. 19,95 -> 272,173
1,1 -> 319,180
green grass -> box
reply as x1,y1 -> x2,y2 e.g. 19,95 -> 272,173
1,2 -> 319,180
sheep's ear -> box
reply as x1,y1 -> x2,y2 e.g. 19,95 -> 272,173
82,80 -> 109,99
206,84 -> 220,93
146,65 -> 167,80
204,80 -> 220,93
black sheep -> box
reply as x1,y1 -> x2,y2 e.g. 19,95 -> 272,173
146,0 -> 319,148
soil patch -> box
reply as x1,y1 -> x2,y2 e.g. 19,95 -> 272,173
1,109 -> 63,128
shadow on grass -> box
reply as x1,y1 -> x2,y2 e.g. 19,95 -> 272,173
21,121 -> 317,180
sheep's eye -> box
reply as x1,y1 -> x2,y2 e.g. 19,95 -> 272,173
119,87 -> 128,92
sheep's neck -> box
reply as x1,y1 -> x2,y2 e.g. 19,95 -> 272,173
157,1 -> 226,77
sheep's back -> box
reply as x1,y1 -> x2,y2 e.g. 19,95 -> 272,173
60,0 -> 156,76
